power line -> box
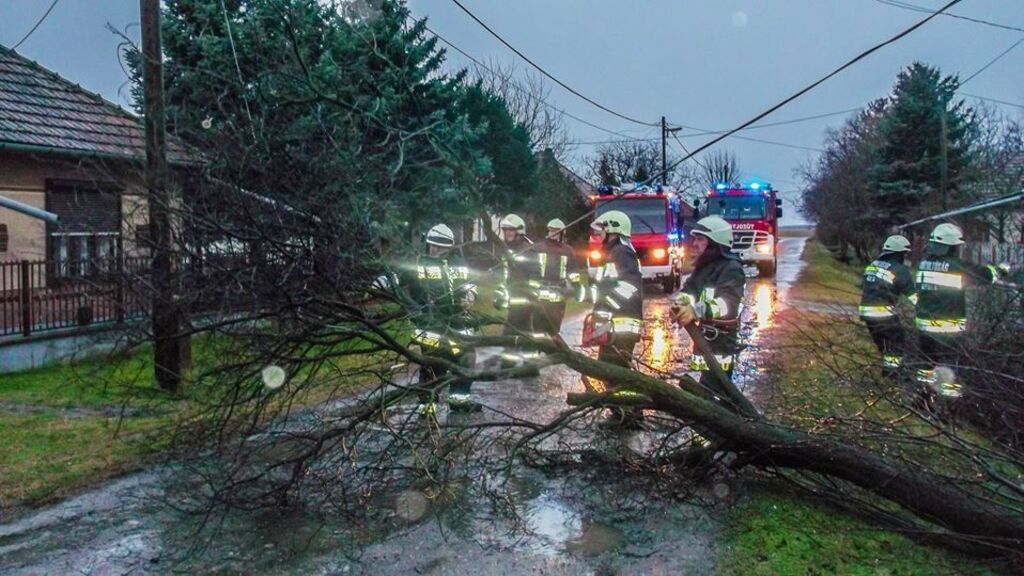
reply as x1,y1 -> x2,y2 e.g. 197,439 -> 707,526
959,92 -> 1024,111
960,35 -> 1024,87
682,107 -> 862,136
670,131 -> 711,174
653,0 -> 962,186
448,0 -> 658,127
565,107 -> 860,147
873,0 -> 1024,34
425,25 -> 653,143
11,0 -> 60,50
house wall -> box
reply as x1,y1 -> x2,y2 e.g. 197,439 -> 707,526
0,150 -> 150,264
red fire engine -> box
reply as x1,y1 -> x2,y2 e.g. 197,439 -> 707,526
695,181 -> 783,276
587,184 -> 689,293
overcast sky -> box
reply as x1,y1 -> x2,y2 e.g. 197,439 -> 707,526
3,1 -> 1023,223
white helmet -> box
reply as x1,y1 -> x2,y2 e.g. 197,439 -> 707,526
882,234 -> 911,253
691,215 -> 733,248
546,218 -> 566,231
591,210 -> 631,237
929,223 -> 964,246
499,213 -> 526,233
425,223 -> 455,247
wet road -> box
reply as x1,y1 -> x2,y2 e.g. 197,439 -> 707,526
0,238 -> 808,575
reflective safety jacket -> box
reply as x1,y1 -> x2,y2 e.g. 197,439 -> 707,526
495,237 -> 539,309
859,252 -> 916,321
590,237 -> 644,339
405,254 -> 476,353
914,253 -> 999,336
677,249 -> 745,364
530,238 -> 584,303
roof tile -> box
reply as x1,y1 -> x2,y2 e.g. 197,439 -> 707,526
0,44 -> 195,164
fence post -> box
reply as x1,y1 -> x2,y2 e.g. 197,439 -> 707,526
20,260 -> 31,337
115,240 -> 125,324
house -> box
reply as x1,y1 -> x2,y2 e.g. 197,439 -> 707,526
0,44 -> 192,273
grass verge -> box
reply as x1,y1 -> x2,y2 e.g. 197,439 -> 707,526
718,238 -> 992,575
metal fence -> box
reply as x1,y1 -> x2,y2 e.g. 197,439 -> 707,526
965,241 -> 1024,268
0,256 -> 149,338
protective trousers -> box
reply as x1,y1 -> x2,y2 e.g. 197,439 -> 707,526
916,332 -> 965,400
598,334 -> 642,421
417,347 -> 469,404
536,300 -> 567,336
503,305 -> 536,336
864,318 -> 906,373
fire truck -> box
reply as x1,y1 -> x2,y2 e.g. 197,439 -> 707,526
696,181 -> 783,276
587,184 -> 689,293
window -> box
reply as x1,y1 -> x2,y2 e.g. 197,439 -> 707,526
707,196 -> 766,221
0,223 -> 8,252
46,181 -> 122,280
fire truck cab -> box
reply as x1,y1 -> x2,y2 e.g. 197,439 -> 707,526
695,181 -> 783,277
587,184 -> 689,293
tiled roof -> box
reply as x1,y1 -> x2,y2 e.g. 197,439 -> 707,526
0,44 -> 194,164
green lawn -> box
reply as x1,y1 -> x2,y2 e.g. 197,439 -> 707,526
787,240 -> 863,305
720,486 -> 989,576
0,331 -> 395,512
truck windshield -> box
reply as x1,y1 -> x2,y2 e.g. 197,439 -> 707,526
595,198 -> 667,234
707,196 -> 766,220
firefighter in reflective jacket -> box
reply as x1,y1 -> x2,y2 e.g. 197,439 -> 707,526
531,218 -> 584,336
406,224 -> 479,413
859,235 -> 916,375
670,216 -> 745,385
494,214 -> 540,336
587,210 -> 644,426
914,223 -> 1008,400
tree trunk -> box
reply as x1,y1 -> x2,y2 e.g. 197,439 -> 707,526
550,345 -> 1024,552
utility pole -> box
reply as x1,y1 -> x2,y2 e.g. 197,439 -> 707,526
141,0 -> 190,393
660,116 -> 681,185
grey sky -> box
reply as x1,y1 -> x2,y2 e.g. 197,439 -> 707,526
4,1 -> 1023,223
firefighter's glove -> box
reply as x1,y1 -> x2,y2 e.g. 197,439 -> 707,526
671,303 -> 697,326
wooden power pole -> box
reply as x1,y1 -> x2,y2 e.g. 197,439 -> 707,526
141,0 -> 190,393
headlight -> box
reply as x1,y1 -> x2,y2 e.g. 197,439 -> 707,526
756,244 -> 772,255
652,248 -> 667,260
590,250 -> 603,261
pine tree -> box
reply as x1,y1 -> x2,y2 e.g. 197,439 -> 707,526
868,62 -> 975,227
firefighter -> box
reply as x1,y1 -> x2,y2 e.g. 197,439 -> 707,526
531,218 -> 584,336
859,235 -> 916,377
670,216 -> 745,388
588,210 -> 644,426
493,213 -> 539,336
914,222 -> 1009,404
407,223 -> 480,414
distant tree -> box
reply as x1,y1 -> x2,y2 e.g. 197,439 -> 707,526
800,101 -> 886,262
701,149 -> 742,189
473,59 -> 571,161
585,141 -> 696,191
867,62 -> 976,228
531,148 -> 589,243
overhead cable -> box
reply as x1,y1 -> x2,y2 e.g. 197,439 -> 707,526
653,0 -> 963,185
448,0 -> 659,127
11,0 -> 61,50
